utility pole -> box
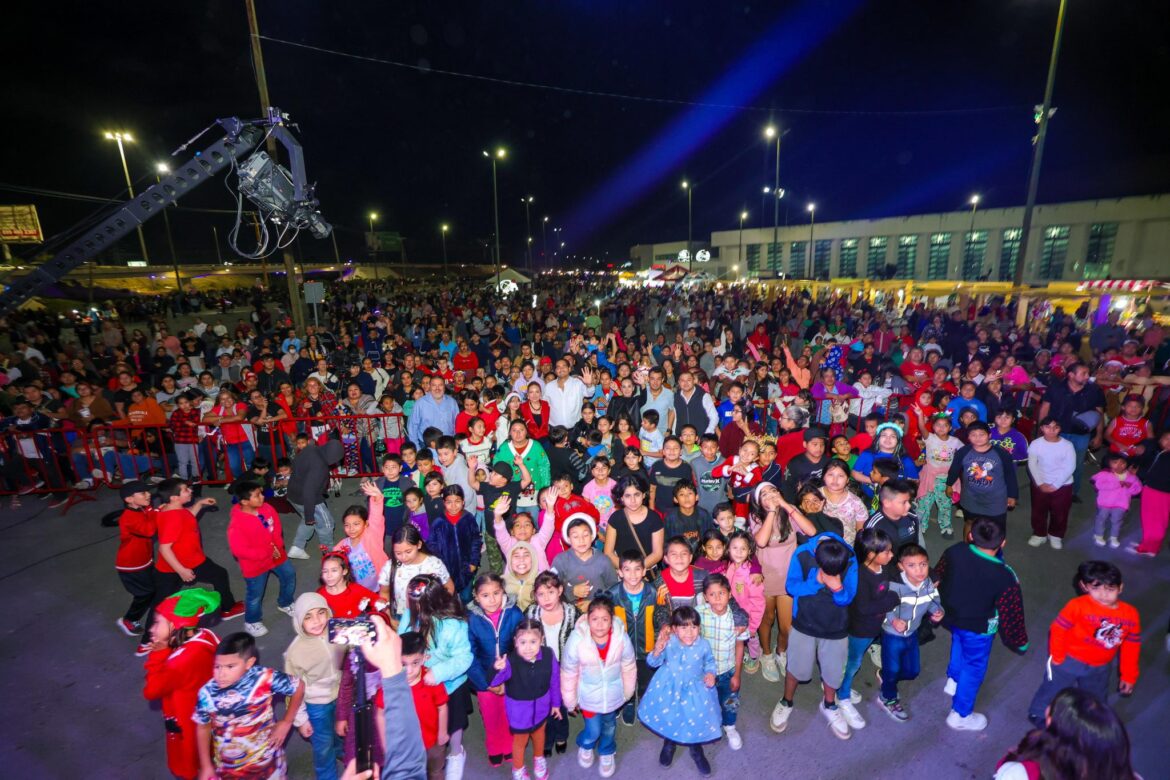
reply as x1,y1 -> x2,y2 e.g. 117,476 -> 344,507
1014,0 -> 1067,289
245,0 -> 306,334
155,166 -> 181,293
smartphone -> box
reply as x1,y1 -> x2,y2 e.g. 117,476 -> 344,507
327,617 -> 377,647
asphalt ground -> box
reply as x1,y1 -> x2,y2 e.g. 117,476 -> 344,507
1,475 -> 1165,779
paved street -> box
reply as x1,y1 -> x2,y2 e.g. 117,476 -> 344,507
2,482 -> 1164,779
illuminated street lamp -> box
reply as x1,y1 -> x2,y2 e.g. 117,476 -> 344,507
103,130 -> 149,263
681,179 -> 693,271
441,223 -> 449,275
522,195 -> 534,273
483,147 -> 507,287
738,210 -> 748,281
368,212 -> 380,279
806,203 -> 816,278
764,124 -> 783,269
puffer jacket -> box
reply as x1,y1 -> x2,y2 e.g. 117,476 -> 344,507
560,613 -> 637,715
396,609 -> 473,694
725,559 -> 765,632
466,595 -> 526,691
283,592 -> 344,717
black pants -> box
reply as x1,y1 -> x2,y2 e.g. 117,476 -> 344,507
118,568 -> 156,623
622,658 -> 657,718
142,558 -> 237,633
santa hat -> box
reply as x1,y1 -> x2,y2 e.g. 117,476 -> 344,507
155,588 -> 221,629
561,512 -> 598,544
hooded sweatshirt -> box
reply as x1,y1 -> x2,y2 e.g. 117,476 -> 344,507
504,541 -> 539,611
283,592 -> 344,721
288,439 -> 344,525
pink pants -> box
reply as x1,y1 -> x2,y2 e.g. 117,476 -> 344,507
476,690 -> 512,756
1136,485 -> 1170,554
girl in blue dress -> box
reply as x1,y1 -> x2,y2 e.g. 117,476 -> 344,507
637,605 -> 721,777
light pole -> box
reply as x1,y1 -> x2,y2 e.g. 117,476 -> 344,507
483,148 -> 506,289
1015,0 -> 1067,288
103,131 -> 150,264
541,216 -> 549,273
738,210 -> 748,280
155,163 -> 182,293
441,223 -> 449,276
765,125 -> 782,270
681,180 -> 692,272
522,196 -> 533,274
806,203 -> 816,279
212,225 -> 223,264
368,212 -> 380,280
731,264 -> 739,283
966,194 -> 980,279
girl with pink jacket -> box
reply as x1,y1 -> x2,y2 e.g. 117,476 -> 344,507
724,530 -> 766,669
332,480 -> 388,592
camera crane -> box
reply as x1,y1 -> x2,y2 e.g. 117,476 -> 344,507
0,107 -> 331,317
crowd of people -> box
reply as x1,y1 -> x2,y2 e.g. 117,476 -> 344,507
4,275 -> 1166,779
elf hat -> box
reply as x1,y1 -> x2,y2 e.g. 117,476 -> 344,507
561,512 -> 597,544
155,588 -> 221,629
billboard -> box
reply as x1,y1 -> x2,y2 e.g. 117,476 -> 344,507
0,205 -> 43,244
366,231 -> 404,252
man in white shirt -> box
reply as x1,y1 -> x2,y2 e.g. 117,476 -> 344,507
1026,416 -> 1077,550
544,359 -> 595,429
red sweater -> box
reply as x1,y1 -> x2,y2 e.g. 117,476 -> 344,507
1049,594 -> 1142,685
227,503 -> 288,578
116,507 -> 157,571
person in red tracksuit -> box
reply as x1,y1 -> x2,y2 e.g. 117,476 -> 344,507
143,589 -> 221,780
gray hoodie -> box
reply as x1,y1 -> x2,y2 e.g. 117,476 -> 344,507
283,592 -> 344,717
882,572 -> 942,637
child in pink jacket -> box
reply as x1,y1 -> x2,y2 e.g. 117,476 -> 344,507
1090,453 -> 1143,548
492,494 -> 556,572
724,529 -> 765,671
332,480 -> 388,592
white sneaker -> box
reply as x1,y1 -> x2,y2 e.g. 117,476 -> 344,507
946,710 -> 988,731
244,621 -> 268,637
866,643 -> 883,670
849,688 -> 862,704
91,468 -> 107,481
1093,535 -> 1107,547
577,748 -> 594,769
723,724 -> 742,750
836,699 -> 866,729
943,677 -> 957,696
776,651 -> 788,677
760,653 -> 780,683
287,546 -> 310,560
1027,535 -> 1047,547
276,604 -> 294,616
820,701 -> 852,739
511,768 -> 530,780
1109,537 -> 1121,549
1048,535 -> 1063,550
73,479 -> 93,490
769,699 -> 793,733
598,754 -> 615,778
445,748 -> 466,780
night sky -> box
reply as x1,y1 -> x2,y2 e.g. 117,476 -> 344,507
3,0 -> 1168,270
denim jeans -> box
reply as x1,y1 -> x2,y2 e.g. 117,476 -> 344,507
576,709 -> 618,757
1027,655 -> 1111,722
946,627 -> 994,716
1061,431 -> 1090,496
714,669 -> 739,727
73,451 -> 158,480
224,440 -> 255,480
306,700 -> 342,780
838,635 -> 876,699
291,501 -> 337,550
243,560 -> 296,623
879,632 -> 920,702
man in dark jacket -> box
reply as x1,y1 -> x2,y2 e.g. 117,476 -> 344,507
287,437 -> 343,559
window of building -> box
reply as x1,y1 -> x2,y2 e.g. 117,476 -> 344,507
813,239 -> 831,278
654,253 -> 674,265
1084,222 -> 1118,280
789,241 -> 807,277
999,228 -> 1021,281
962,230 -> 988,281
839,239 -> 859,277
746,244 -> 760,275
767,242 -> 782,274
867,236 -> 888,277
927,232 -> 952,280
896,235 -> 918,279
1038,225 -> 1070,280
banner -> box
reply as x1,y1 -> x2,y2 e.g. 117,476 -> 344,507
0,205 -> 43,244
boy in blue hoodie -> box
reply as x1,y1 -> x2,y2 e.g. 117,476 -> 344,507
769,532 -> 858,741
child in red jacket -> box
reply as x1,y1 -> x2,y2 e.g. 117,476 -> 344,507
115,479 -> 158,654
227,479 -> 296,639
142,589 -> 221,780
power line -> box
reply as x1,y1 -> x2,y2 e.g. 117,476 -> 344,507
0,182 -> 254,215
258,35 -> 1027,118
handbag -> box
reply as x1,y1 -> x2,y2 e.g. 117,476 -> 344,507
624,511 -> 659,582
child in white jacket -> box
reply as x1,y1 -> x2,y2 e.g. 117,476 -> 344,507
560,596 -> 637,778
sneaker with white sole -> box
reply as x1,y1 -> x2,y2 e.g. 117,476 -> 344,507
91,468 -> 107,482
1109,537 -> 1121,549
116,618 -> 142,636
769,699 -> 793,733
848,688 -> 862,704
135,642 -> 153,657
946,710 -> 988,731
577,748 -> 594,769
445,748 -> 466,780
877,696 -> 909,722
723,724 -> 742,750
74,479 -> 93,490
511,768 -> 530,780
837,699 -> 866,729
1126,542 -> 1156,558
1027,535 -> 1047,547
287,546 -> 310,560
276,604 -> 294,616
1048,535 -> 1063,550
944,677 -> 957,696
742,655 -> 760,674
760,653 -> 780,683
533,756 -> 548,780
598,754 -> 615,778
820,701 -> 851,740
244,622 -> 268,637
1093,535 -> 1107,547
776,651 -> 788,677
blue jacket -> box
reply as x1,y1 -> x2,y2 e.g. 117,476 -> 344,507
427,511 -> 482,594
786,532 -> 857,640
465,596 -> 525,691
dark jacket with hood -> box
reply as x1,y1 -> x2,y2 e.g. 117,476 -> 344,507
287,439 -> 343,527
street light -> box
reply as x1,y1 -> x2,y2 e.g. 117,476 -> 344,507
368,212 -> 380,279
440,223 -> 449,275
541,215 -> 549,272
966,194 -> 980,280
103,130 -> 149,264
154,162 -> 182,293
522,195 -> 534,274
806,203 -> 816,279
483,147 -> 507,288
681,180 -> 693,271
765,124 -> 783,274
738,210 -> 748,282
